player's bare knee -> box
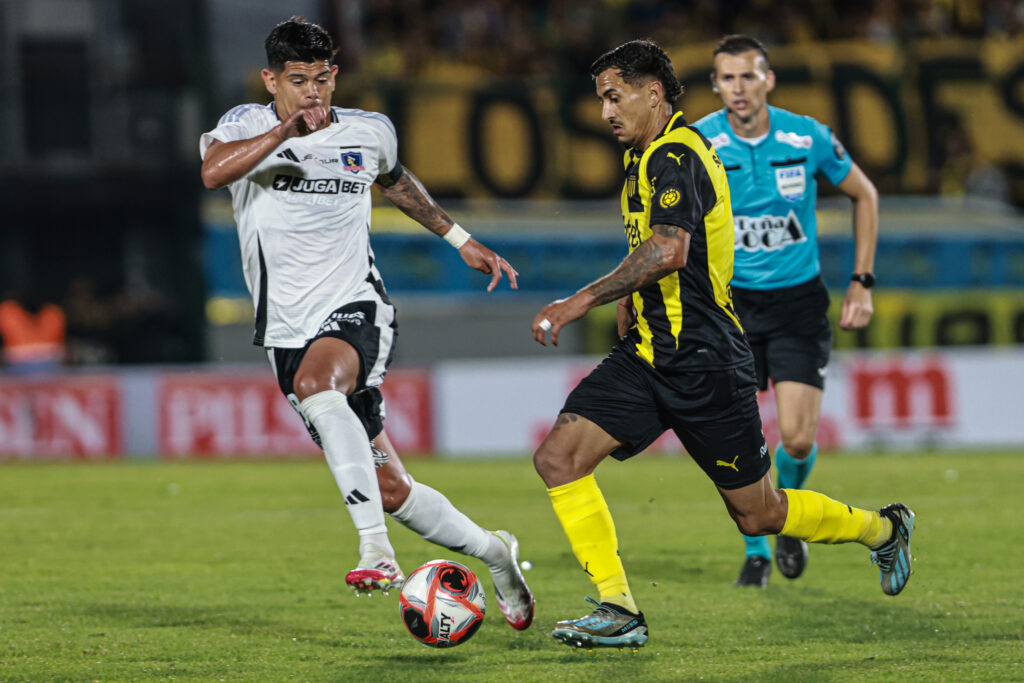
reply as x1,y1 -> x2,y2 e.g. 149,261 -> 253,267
376,467 -> 411,512
293,374 -> 331,402
536,445 -> 600,489
781,434 -> 815,460
533,446 -> 557,484
533,445 -> 577,488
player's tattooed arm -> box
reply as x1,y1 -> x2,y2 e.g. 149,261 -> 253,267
583,224 -> 690,306
379,165 -> 519,291
377,166 -> 455,237
531,224 -> 689,346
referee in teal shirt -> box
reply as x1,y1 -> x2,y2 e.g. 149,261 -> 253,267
694,34 -> 880,588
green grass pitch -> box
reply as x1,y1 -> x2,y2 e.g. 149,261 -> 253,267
1,451 -> 1022,681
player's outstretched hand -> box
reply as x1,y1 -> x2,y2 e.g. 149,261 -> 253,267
532,295 -> 589,347
458,239 -> 519,292
839,281 -> 874,330
281,99 -> 329,138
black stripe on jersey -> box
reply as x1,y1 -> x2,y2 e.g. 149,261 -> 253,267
253,237 -> 268,346
770,157 -> 807,167
365,254 -> 395,310
724,164 -> 741,172
638,286 -> 677,368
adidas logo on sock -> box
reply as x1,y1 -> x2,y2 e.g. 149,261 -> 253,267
345,489 -> 370,505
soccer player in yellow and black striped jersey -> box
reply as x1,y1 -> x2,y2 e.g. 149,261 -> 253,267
530,39 -> 916,650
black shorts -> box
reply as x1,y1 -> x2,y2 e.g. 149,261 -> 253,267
732,276 -> 832,391
267,296 -> 397,445
561,346 -> 770,489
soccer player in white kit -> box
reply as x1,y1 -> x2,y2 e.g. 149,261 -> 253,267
199,16 -> 533,630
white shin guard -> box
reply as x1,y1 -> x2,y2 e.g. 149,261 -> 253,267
300,390 -> 392,558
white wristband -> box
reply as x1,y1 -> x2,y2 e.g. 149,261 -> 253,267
442,224 -> 471,249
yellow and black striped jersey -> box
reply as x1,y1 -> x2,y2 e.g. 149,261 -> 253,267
620,111 -> 751,372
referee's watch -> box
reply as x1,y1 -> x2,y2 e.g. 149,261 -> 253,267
851,273 -> 876,288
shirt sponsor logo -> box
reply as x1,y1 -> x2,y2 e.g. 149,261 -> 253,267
774,130 -> 813,149
271,174 -> 368,195
775,165 -> 806,201
734,210 -> 807,252
708,132 -> 731,149
301,152 -> 339,165
342,150 -> 365,173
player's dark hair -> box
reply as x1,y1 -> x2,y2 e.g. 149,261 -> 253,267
712,34 -> 770,68
590,39 -> 683,105
265,16 -> 337,71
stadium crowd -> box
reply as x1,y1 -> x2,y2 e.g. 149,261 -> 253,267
328,0 -> 1024,77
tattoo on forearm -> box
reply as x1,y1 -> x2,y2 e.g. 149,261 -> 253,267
379,169 -> 451,236
586,238 -> 674,306
652,224 -> 681,238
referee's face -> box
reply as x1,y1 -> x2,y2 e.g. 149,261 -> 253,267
596,68 -> 661,150
711,50 -> 774,124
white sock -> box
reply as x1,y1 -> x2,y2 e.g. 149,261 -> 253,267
391,479 -> 506,569
300,390 -> 394,559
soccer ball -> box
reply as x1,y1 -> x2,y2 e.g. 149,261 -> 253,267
399,560 -> 486,648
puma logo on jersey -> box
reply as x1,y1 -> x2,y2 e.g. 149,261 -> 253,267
716,455 -> 740,472
666,151 -> 685,165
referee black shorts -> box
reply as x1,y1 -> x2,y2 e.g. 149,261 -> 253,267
561,346 -> 770,490
732,275 -> 832,391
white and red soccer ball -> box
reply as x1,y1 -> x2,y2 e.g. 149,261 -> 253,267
399,560 -> 486,648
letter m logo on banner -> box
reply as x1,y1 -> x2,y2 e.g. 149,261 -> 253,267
851,357 -> 955,429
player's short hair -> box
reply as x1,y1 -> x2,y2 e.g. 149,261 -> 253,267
712,35 -> 770,69
590,39 -> 684,105
265,16 -> 337,71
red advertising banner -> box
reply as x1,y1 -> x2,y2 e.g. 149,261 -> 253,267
850,356 -> 955,430
0,376 -> 122,460
380,368 -> 433,454
158,369 -> 434,458
159,371 -> 317,458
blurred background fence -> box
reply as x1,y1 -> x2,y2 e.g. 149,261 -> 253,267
0,0 -> 1022,458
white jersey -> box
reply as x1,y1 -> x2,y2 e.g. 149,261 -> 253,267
200,103 -> 400,347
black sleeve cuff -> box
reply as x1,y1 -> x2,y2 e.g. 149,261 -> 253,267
375,160 -> 405,187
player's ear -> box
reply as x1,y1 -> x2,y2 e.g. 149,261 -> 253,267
710,71 -> 719,94
650,80 -> 663,108
261,68 -> 278,96
765,69 -> 776,94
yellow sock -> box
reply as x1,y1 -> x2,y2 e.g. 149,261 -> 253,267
781,489 -> 892,548
548,474 -> 638,613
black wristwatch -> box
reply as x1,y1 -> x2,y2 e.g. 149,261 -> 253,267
851,273 -> 876,288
